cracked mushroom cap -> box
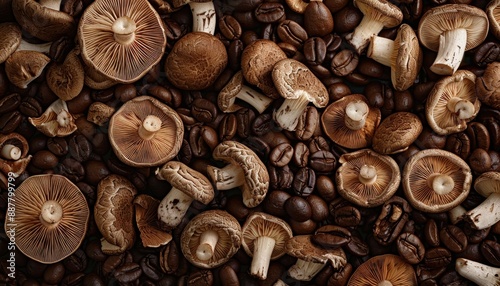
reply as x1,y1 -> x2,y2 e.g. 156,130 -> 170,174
473,172 -> 500,198
286,235 -> 347,268
488,0 -> 500,39
476,61 -> 500,109
372,112 -> 423,155
0,22 -> 21,64
348,254 -> 417,286
29,99 -> 77,137
403,149 -> 472,213
6,174 -> 89,263
336,149 -> 401,208
354,0 -> 403,27
133,194 -> 172,248
181,210 -> 241,269
389,24 -> 422,91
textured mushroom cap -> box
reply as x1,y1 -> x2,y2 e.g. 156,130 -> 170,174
133,194 -> 172,248
403,149 -> 472,213
272,58 -> 329,108
473,172 -> 500,198
165,32 -> 227,90
418,4 -> 488,52
181,210 -> 242,269
155,161 -> 214,204
286,235 -> 347,268
108,96 -> 184,167
212,140 -> 269,208
354,0 -> 403,28
95,175 -> 137,254
347,254 -> 417,286
6,174 -> 89,263
29,99 -> 77,137
426,70 -> 480,135
372,112 -> 423,154
78,0 -> 166,83
5,50 -> 50,89
241,212 -> 292,259
46,49 -> 84,101
488,0 -> 500,39
476,62 -> 500,109
336,149 -> 401,208
0,22 -> 21,64
391,24 -> 422,91
218,70 -> 244,113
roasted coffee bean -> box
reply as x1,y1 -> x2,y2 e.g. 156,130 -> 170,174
304,0 -> 334,36
445,132 -> 471,160
327,82 -> 351,102
357,58 -> 385,79
295,106 -> 318,141
463,223 -> 490,244
416,127 -> 448,150
244,136 -> 270,159
424,247 -> 452,268
306,194 -> 329,222
285,196 -> 312,222
85,239 -> 107,262
61,272 -> 85,286
227,40 -> 244,71
269,165 -> 293,190
0,111 -> 22,134
373,196 -> 411,245
19,97 -> 42,117
114,263 -> 142,283
47,137 -> 68,157
92,88 -> 114,102
327,263 -> 353,286
219,264 -> 239,286
345,233 -> 370,257
290,218 -> 317,235
313,225 -> 351,249
264,190 -> 291,218
82,273 -> 105,286
474,42 -> 500,67
316,175 -> 336,202
467,122 -> 490,151
398,0 -> 422,21
334,206 -> 361,227
331,49 -> 358,76
251,113 -> 274,136
192,98 -> 218,123
236,108 -> 255,138
140,254 -> 162,281
469,148 -> 492,173
277,20 -> 308,47
293,167 -> 316,196
32,150 -> 58,170
225,195 -> 249,221
424,219 -> 440,247
63,249 -> 87,273
457,243 -> 483,262
219,15 -> 242,40
69,134 -> 92,161
439,270 -> 468,286
309,150 -> 336,173
188,269 -> 213,286
189,126 -> 209,157
481,118 -> 500,150
481,240 -> 500,266
254,2 -> 285,23
44,262 -> 65,284
84,160 -> 110,186
268,142 -> 293,167
57,157 -> 85,182
160,241 -> 180,274
293,142 -> 310,168
304,37 -> 327,66
333,4 -> 362,34
0,93 -> 21,114
309,136 -> 330,153
397,232 -> 425,264
393,90 -> 414,112
219,114 -> 237,141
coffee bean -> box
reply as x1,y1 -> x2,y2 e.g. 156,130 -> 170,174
277,20 -> 308,47
254,2 -> 285,23
32,150 -> 59,170
192,98 -> 218,123
467,122 -> 490,151
0,111 -> 22,134
140,254 -> 162,281
439,270 -> 468,286
219,264 -> 239,286
474,42 -> 500,67
219,114 -> 237,141
469,148 -> 492,173
357,58 -> 385,79
331,49 -> 358,76
82,273 -> 105,286
69,134 -> 92,161
306,194 -> 329,222
289,218 -> 317,235
47,137 -> 68,156
345,233 -> 370,257
219,15 -> 242,40
313,225 -> 351,249
188,269 -> 213,286
19,97 -> 42,117
424,219 -> 440,247
114,262 -> 142,283
63,249 -> 87,273
463,223 -> 490,244
236,108 -> 255,138
85,239 -> 107,262
295,106 -> 319,141
0,93 -> 21,114
269,165 -> 293,190
293,142 -> 310,168
304,37 -> 327,66
269,143 -> 293,167
309,136 -> 330,153
445,132 -> 471,160
424,247 -> 452,268
66,88 -> 92,114
57,157 -> 85,182
304,1 -> 334,36
44,262 -> 65,284
61,272 -> 85,286
264,190 -> 291,218
309,150 -> 336,173
285,196 -> 312,222
293,167 -> 316,196
397,232 -> 425,264
333,4 -> 362,34
481,240 -> 500,266
251,113 -> 273,136
84,160 -> 110,186
334,205 -> 361,227
373,196 -> 411,245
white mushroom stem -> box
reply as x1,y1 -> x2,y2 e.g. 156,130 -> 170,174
367,36 -> 394,67
196,229 -> 219,261
138,115 -> 162,140
158,187 -> 194,229
1,144 -> 21,160
207,164 -> 245,190
465,192 -> 500,230
16,39 -> 52,54
250,236 -> 276,280
430,29 -> 467,75
39,0 -> 62,10
358,164 -> 377,185
273,91 -> 312,131
447,97 -> 475,120
378,281 -> 394,286
112,16 -> 137,46
346,15 -> 385,54
456,258 -> 500,286
344,101 -> 369,130
288,259 -> 326,281
189,1 -> 216,35
428,174 -> 455,195
57,110 -> 72,127
449,205 -> 467,224
237,86 -> 273,114
40,200 -> 63,228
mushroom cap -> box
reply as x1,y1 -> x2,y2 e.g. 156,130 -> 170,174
218,70 -> 244,113
353,0 -> 403,28
272,58 -> 329,108
5,50 -> 50,89
0,22 -> 21,64
6,174 -> 89,263
29,99 -> 78,137
108,96 -> 184,167
241,212 -> 293,260
418,4 -> 488,52
78,0 -> 167,83
181,210 -> 242,269
321,94 -> 381,149
347,254 -> 417,286
46,49 -> 85,101
487,0 -> 500,40
285,235 -> 347,269
391,24 -> 422,91
473,171 -> 500,198
336,149 -> 401,208
165,32 -> 227,90
426,70 -> 480,135
133,194 -> 172,248
84,64 -> 118,90
212,140 -> 269,208
403,149 -> 472,213
0,133 -> 32,177
372,112 -> 423,154
155,161 -> 214,204
476,61 -> 500,109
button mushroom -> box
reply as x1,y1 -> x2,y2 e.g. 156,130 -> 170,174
29,99 -> 78,137
347,254 -> 417,286
456,258 -> 500,286
464,172 -> 500,230
5,50 -> 50,89
0,22 -> 21,64
206,140 -> 269,208
180,209 -> 241,269
476,61 -> 500,110
46,48 -> 84,101
0,133 -> 32,177
418,4 -> 488,75
372,112 -> 423,155
156,161 -> 214,229
171,0 -> 216,34
133,194 -> 172,248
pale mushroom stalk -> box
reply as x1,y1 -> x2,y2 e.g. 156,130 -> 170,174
189,2 -> 216,34
250,236 -> 276,280
236,86 -> 273,113
378,281 -> 394,286
344,101 -> 369,130
367,36 -> 394,67
358,164 -> 377,185
138,115 -> 162,140
40,200 -> 63,228
1,144 -> 21,160
196,229 -> 219,260
456,258 -> 500,286
449,205 -> 466,224
207,164 -> 245,190
274,91 -> 312,131
112,16 -> 137,46
428,173 -> 455,195
347,16 -> 385,54
288,259 -> 326,281
446,96 -> 475,120
465,192 -> 500,230
16,39 -> 52,53
158,188 -> 194,228
431,29 -> 467,75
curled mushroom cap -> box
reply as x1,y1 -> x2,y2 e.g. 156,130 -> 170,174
426,70 -> 480,135
133,194 -> 172,248
403,149 -> 472,213
0,22 -> 21,64
29,99 -> 77,137
347,254 -> 417,286
488,0 -> 500,39
5,50 -> 50,89
181,210 -> 241,269
464,172 -> 500,230
336,149 -> 400,208
78,0 -> 167,83
46,49 -> 84,101
0,133 -> 32,177
476,61 -> 500,110
372,112 -> 423,155
5,174 -> 89,263
108,96 -> 184,167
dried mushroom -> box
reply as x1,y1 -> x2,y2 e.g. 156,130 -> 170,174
0,22 -> 21,64
476,61 -> 500,109
5,50 -> 50,89
29,99 -> 78,137
134,194 -> 172,248
487,0 -> 500,39
0,133 -> 32,177
347,254 -> 417,286
46,49 -> 84,101
464,172 -> 500,230
372,112 -> 423,155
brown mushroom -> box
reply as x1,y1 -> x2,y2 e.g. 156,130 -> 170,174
372,112 -> 423,154
347,254 -> 417,286
87,102 -> 115,126
5,50 -> 50,89
171,0 -> 216,34
46,49 -> 84,101
108,96 -> 184,167
29,99 -> 77,137
0,133 -> 32,177
5,174 -> 89,263
476,61 -> 500,110
0,22 -> 21,64
464,172 -> 500,230
133,194 -> 172,248
83,64 -> 118,90
488,0 -> 500,39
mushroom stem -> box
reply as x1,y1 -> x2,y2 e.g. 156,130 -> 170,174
237,86 -> 273,114
39,0 -> 62,10
1,144 -> 21,160
112,16 -> 137,46
456,258 -> 500,286
138,115 -> 162,140
465,192 -> 500,230
196,229 -> 219,261
250,236 -> 276,280
189,1 -> 216,35
206,164 -> 245,191
346,15 -> 385,54
446,97 -> 475,120
378,281 -> 394,286
287,259 -> 325,281
273,92 -> 312,131
158,187 -> 194,229
428,174 -> 455,195
358,164 -> 377,185
57,110 -> 72,127
367,36 -> 394,67
431,28 -> 467,75
40,200 -> 63,227
449,205 -> 466,224
16,39 -> 52,54
344,100 -> 369,130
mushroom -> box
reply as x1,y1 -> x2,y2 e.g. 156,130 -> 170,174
156,161 -> 214,229
4,174 -> 89,263
285,235 -> 347,281
0,133 -> 32,177
78,0 -> 167,83
206,140 -> 269,208
87,102 -> 116,126
108,96 -> 184,167
403,149 -> 472,213
95,174 -> 137,254
84,63 -> 118,90
336,149 -> 400,208
5,50 -> 50,89
372,112 -> 423,155
321,94 -> 381,149
241,212 -> 293,280
171,0 -> 216,34
449,205 -> 467,224
418,4 -> 488,75
0,22 -> 21,64
180,209 -> 241,269
165,32 -> 227,91
464,172 -> 500,230
133,194 -> 172,248
345,0 -> 403,54
46,48 -> 84,101
456,258 -> 500,286
476,61 -> 500,110
347,254 -> 417,286
367,23 -> 422,91
488,0 -> 500,39
16,39 -> 52,54
426,70 -> 480,135
218,70 -> 273,114
272,58 -> 329,131
285,0 -> 308,13
29,99 -> 77,137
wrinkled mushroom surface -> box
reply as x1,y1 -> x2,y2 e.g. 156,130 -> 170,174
46,49 -> 84,101
5,50 -> 50,89
372,112 -> 423,154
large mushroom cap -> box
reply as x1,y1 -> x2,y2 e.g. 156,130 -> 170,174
0,22 -> 21,64
6,174 -> 89,264
347,254 -> 417,286
476,61 -> 500,110
133,194 -> 172,248
487,0 -> 500,39
390,24 -> 422,91
5,50 -> 51,89
286,235 -> 347,268
372,112 -> 423,155
78,0 -> 167,83
108,96 -> 184,167
354,0 -> 403,28
473,172 -> 500,198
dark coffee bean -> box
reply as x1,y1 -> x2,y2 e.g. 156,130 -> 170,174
345,234 -> 369,257
251,113 -> 274,136
313,225 -> 351,249
269,165 -> 293,190
63,249 -> 87,273
316,175 -> 336,201
295,106 -> 319,141
57,157 -> 85,182
415,127 -> 447,149
19,97 -> 42,117
333,4 -> 362,34
467,122 -> 490,151
289,218 -> 317,235
482,118 -> 500,151
92,88 -> 114,102
219,264 -> 239,286
457,243 -> 484,262
333,205 -> 361,227
373,196 -> 411,245
44,262 -> 65,284
189,126 -> 209,157
463,223 -> 490,244
66,88 -> 91,114
309,150 -> 336,173
32,150 -> 58,170
277,20 -> 308,47
160,242 -> 180,274
474,42 -> 500,67
84,160 -> 110,186
114,263 -> 142,283
357,58 -> 385,79
236,108 -> 255,138
394,90 -> 414,112
445,132 -> 471,160
397,232 -> 425,264
439,270 -> 468,286
306,194 -> 329,222
244,136 -> 270,159
424,247 -> 452,268
304,0 -> 334,36
68,134 -> 92,161
398,0 -> 422,21
85,239 -> 107,262
0,93 -> 21,114
304,37 -> 327,66
192,98 -> 218,123
330,49 -> 358,76
309,136 -> 330,153
188,269 -> 213,286
82,273 -> 105,286
269,143 -> 293,167
327,263 -> 353,286
481,240 -> 500,266
140,254 -> 162,281
47,137 -> 68,156
285,196 -> 312,222
219,15 -> 242,40
424,219 -> 440,247
469,148 -> 492,173
264,190 -> 291,218
61,272 -> 85,286
0,111 -> 22,134
293,142 -> 310,168
254,2 -> 285,23
293,167 -> 316,196
219,114 -> 237,141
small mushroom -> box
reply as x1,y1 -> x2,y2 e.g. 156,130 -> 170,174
95,174 -> 137,254
272,58 -> 329,131
476,61 -> 500,110
5,174 -> 89,263
171,0 -> 216,34
347,254 -> 417,286
29,99 -> 77,137
87,102 -> 115,126
418,4 -> 488,75
180,209 -> 241,269
46,48 -> 84,101
241,212 -> 293,280
488,0 -> 500,39
285,235 -> 347,281
0,133 -> 32,177
464,172 -> 500,230
403,149 -> 472,213
336,149 -> 400,208
5,50 -> 50,89
426,70 -> 480,135
156,161 -> 214,229
456,258 -> 500,285
321,94 -> 381,149
372,112 -> 423,154
0,22 -> 21,64
133,194 -> 172,248
108,96 -> 184,167
207,140 -> 269,208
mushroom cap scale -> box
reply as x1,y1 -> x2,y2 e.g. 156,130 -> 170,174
133,194 -> 172,248
354,0 -> 403,28
285,235 -> 347,268
391,24 -> 422,91
0,22 -> 21,64
473,172 -> 500,198
218,70 -> 244,113
347,254 -> 417,286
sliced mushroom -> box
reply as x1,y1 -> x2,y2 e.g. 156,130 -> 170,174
46,49 -> 84,101
29,99 -> 77,137
464,172 -> 500,230
5,50 -> 50,89
488,0 -> 500,39
0,22 -> 21,64
172,0 -> 216,34
133,194 -> 172,248
0,133 -> 32,177
456,258 -> 500,285
347,254 -> 417,285
372,112 -> 423,154
476,61 -> 500,110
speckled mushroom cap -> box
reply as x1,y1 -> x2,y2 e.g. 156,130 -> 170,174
389,24 -> 422,91
473,172 -> 500,198
476,62 -> 500,109
181,210 -> 242,269
0,22 -> 21,64
286,235 -> 347,269
347,254 -> 417,286
488,0 -> 500,39
133,194 -> 172,248
372,112 -> 423,154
